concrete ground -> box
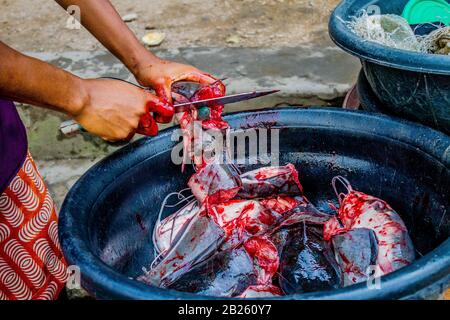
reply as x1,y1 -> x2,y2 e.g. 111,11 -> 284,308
2,0 -> 340,51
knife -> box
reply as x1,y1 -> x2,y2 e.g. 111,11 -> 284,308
59,89 -> 279,136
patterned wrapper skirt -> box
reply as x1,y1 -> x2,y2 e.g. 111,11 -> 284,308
0,152 -> 68,300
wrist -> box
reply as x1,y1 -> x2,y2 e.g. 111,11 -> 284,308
128,50 -> 163,84
127,46 -> 160,78
66,77 -> 90,117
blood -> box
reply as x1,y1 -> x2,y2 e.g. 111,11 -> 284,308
135,214 -> 146,231
244,236 -> 279,285
173,80 -> 227,171
190,80 -> 228,130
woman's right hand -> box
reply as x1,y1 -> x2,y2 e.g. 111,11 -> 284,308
73,78 -> 174,142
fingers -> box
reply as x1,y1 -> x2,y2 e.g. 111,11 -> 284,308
137,112 -> 159,136
138,92 -> 175,136
175,71 -> 218,86
155,83 -> 173,105
155,71 -> 218,105
138,67 -> 223,130
145,92 -> 174,124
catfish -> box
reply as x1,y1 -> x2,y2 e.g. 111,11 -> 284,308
167,247 -> 257,297
331,228 -> 379,286
138,210 -> 225,287
277,224 -> 343,294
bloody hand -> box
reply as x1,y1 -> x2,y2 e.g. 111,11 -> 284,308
133,57 -> 220,121
137,97 -> 174,136
74,78 -> 173,141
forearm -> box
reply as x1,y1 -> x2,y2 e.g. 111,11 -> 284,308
0,41 -> 85,115
55,0 -> 158,74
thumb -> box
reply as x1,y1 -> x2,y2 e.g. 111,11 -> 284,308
137,113 -> 158,136
145,92 -> 174,124
155,83 -> 173,105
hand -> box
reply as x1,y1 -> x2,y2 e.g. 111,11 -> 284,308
73,79 -> 173,142
133,57 -> 219,118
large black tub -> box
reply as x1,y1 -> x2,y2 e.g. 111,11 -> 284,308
59,108 -> 450,299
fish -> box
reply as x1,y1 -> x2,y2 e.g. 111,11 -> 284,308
270,197 -> 342,294
237,164 -> 303,199
324,177 -> 415,276
243,236 -> 280,285
167,246 -> 257,297
209,199 -> 280,241
154,195 -> 303,256
331,228 -> 379,286
138,210 -> 225,287
173,81 -> 227,171
277,224 -> 343,294
168,235 -> 280,298
260,195 -> 305,215
239,285 -> 282,298
188,163 -> 303,207
275,201 -> 333,229
188,162 -> 242,206
189,80 -> 228,131
153,200 -> 200,254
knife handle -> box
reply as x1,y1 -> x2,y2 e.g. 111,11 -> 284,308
59,116 -> 160,137
60,120 -> 84,136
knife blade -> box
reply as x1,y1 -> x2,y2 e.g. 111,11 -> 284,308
59,89 -> 279,136
173,89 -> 279,113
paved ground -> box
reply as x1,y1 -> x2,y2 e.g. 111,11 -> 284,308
1,0 -> 340,51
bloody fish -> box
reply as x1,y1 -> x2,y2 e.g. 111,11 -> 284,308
154,200 -> 200,255
155,195 -> 303,256
209,199 -> 279,240
168,235 -> 281,298
237,164 -> 303,199
275,200 -> 333,229
139,210 -> 225,287
173,81 -> 227,171
190,81 -> 228,131
260,195 -> 304,215
243,236 -> 280,285
189,163 -> 303,207
331,228 -> 378,286
188,162 -> 242,206
324,176 -> 415,277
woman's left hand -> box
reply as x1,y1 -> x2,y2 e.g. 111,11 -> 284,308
133,57 -> 219,121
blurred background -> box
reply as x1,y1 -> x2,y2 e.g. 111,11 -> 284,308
0,0 -> 360,208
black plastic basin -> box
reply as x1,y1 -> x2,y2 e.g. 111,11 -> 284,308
329,0 -> 450,134
59,108 -> 450,300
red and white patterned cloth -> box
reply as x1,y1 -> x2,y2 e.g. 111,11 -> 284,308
0,152 -> 68,300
